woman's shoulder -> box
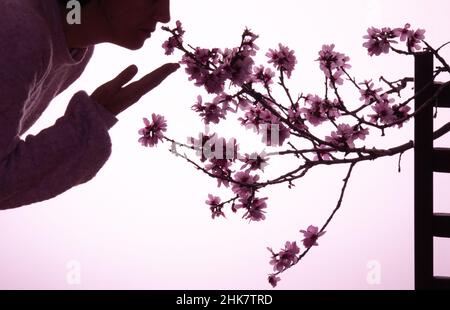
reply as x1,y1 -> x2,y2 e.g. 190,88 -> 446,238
0,0 -> 56,87
0,1 -> 54,67
0,1 -> 53,50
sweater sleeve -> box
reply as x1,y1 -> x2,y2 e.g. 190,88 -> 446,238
0,4 -> 118,210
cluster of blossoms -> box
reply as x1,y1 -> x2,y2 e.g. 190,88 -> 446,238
187,131 -> 270,221
172,28 -> 259,94
266,44 -> 297,78
369,95 -> 411,128
358,79 -> 412,128
162,20 -> 185,55
363,23 -> 425,56
300,95 -> 341,126
136,21 -> 433,287
326,124 -> 369,149
317,44 -> 351,87
267,226 -> 326,287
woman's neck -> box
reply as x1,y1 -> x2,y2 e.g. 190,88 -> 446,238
58,1 -> 111,49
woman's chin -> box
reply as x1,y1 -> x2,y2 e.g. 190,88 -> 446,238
122,39 -> 147,51
129,41 -> 146,50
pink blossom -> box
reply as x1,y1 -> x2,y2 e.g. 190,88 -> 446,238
300,225 -> 326,248
205,159 -> 233,188
359,80 -> 383,104
318,44 -> 351,82
138,114 -> 167,148
240,152 -> 269,172
287,108 -> 308,132
218,93 -> 238,112
237,196 -> 268,222
231,171 -> 260,198
222,48 -> 255,86
393,24 -> 425,50
369,94 -> 411,128
368,94 -> 396,125
330,71 -> 345,86
325,124 -> 357,148
180,48 -> 227,94
162,37 -> 180,56
242,28 -> 260,52
283,241 -> 300,255
326,124 -> 368,148
266,44 -> 297,78
241,106 -> 292,146
393,23 -> 411,42
391,104 -> 411,128
181,52 -> 209,84
206,194 -> 221,206
313,145 -> 333,161
206,194 -> 225,219
203,70 -> 227,94
252,65 -> 275,85
236,97 -> 252,111
301,95 -> 341,126
363,27 -> 397,56
407,28 -> 425,51
239,105 -> 273,132
192,95 -> 229,125
268,274 -> 281,288
320,98 -> 342,119
352,125 -> 370,141
301,103 -> 327,127
174,20 -> 185,34
162,20 -> 185,55
269,241 -> 300,272
318,44 -> 351,70
196,47 -> 217,64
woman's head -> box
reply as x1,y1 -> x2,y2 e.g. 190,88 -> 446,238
59,0 -> 171,50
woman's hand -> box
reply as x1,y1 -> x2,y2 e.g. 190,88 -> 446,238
91,63 -> 180,116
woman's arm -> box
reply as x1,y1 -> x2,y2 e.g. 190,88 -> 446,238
0,4 -> 117,210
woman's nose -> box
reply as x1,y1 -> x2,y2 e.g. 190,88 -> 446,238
154,0 -> 171,23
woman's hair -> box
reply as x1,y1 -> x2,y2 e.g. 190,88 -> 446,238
58,0 -> 91,6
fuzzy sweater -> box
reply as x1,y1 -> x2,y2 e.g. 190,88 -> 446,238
0,0 -> 118,209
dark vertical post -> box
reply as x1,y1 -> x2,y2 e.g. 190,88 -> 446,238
414,52 -> 434,290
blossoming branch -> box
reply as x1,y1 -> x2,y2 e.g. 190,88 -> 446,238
136,21 -> 450,287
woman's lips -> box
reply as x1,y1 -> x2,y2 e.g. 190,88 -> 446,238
139,29 -> 153,38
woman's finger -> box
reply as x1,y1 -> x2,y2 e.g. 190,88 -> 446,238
124,63 -> 179,100
107,65 -> 139,91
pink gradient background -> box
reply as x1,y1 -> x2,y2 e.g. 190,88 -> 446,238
1,0 -> 449,290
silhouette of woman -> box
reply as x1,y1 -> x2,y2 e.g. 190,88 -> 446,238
0,0 -> 178,209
